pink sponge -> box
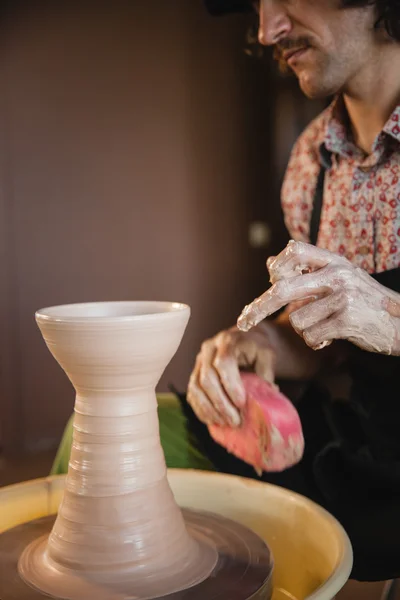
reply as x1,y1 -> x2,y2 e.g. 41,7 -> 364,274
208,372 -> 304,474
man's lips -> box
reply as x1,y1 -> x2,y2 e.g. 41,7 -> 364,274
283,47 -> 311,65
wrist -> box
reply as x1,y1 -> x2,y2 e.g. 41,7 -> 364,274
392,320 -> 400,356
258,318 -> 328,381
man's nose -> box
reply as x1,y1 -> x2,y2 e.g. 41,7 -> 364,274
258,1 -> 292,46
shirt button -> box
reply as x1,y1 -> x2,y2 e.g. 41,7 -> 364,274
358,246 -> 369,256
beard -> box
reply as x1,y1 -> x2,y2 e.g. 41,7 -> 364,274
273,46 -> 291,73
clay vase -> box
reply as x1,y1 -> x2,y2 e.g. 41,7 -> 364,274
18,301 -> 217,600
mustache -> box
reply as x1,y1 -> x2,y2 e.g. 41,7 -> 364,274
273,37 -> 313,62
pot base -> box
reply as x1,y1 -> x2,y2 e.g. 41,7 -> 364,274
1,511 -> 273,600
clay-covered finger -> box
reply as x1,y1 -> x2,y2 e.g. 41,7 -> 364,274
198,343 -> 241,427
266,255 -> 276,271
213,335 -> 246,409
237,266 -> 335,332
187,368 -> 224,425
198,366 -> 241,427
254,347 -> 275,383
289,291 -> 347,333
302,315 -> 346,350
268,240 -> 342,284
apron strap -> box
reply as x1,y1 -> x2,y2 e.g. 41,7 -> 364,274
309,163 -> 326,246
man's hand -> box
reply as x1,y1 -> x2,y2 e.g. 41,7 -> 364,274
237,240 -> 400,356
187,326 -> 275,427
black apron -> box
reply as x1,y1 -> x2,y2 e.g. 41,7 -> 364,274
176,162 -> 400,582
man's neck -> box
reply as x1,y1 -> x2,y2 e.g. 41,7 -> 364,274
343,44 -> 400,155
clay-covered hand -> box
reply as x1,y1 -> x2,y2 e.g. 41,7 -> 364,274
187,325 -> 275,427
237,240 -> 400,356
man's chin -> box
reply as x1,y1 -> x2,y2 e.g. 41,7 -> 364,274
274,60 -> 334,99
297,73 -> 331,99
300,85 -> 327,99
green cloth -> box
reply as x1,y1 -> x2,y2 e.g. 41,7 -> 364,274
51,393 -> 214,476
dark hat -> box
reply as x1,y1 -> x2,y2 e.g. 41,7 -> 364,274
204,0 -> 252,16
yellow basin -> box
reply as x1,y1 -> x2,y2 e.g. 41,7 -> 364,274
0,469 -> 352,600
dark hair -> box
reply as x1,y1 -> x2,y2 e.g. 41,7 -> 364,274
205,1 -> 400,42
204,0 -> 251,15
342,0 -> 400,41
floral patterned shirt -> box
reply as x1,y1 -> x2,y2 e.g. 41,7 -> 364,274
281,97 -> 400,273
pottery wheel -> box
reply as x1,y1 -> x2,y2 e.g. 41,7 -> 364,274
0,510 -> 273,600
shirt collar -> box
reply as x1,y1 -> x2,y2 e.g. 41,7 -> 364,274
322,95 -> 400,164
383,105 -> 400,143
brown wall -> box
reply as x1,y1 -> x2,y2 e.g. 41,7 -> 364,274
0,0 -> 324,457
0,0 -> 260,454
